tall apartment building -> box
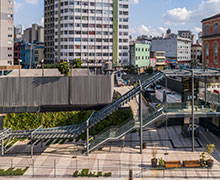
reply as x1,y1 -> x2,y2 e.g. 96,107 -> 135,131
0,0 -> 14,66
44,0 -> 54,63
44,0 -> 129,65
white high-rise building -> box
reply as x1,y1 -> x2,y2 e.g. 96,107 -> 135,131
45,0 -> 129,65
0,0 -> 14,66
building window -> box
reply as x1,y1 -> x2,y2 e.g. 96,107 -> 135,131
205,43 -> 209,57
214,42 -> 218,57
205,25 -> 209,35
214,23 -> 219,34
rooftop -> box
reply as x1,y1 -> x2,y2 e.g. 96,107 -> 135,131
1,69 -> 95,77
202,13 -> 220,22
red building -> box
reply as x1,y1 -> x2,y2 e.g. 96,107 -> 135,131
14,42 -> 23,65
202,13 -> 220,68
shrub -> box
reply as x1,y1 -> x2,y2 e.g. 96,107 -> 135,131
80,169 -> 89,177
97,171 -> 102,177
73,170 -> 78,177
0,167 -> 28,176
58,62 -> 70,76
104,172 -> 112,177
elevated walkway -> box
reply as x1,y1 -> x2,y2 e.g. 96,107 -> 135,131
1,71 -> 220,155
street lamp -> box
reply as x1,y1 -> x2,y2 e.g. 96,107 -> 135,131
41,59 -> 44,77
18,59 -> 22,78
67,59 -> 72,105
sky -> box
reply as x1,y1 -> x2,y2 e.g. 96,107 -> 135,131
14,0 -> 220,37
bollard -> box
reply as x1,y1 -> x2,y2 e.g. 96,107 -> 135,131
54,159 -> 56,178
76,159 -> 77,171
207,168 -> 209,179
129,169 -> 133,180
119,160 -> 121,178
163,168 -> 165,178
11,159 -> 13,177
32,159 -> 34,178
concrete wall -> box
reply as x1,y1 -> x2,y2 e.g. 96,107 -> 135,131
0,75 -> 114,106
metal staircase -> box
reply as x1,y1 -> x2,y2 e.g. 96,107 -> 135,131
74,71 -> 165,137
89,107 -> 165,152
0,72 -> 165,143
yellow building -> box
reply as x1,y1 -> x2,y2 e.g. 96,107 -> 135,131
150,51 -> 166,70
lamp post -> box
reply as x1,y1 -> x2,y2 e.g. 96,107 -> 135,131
18,59 -> 22,78
67,59 -> 72,105
41,59 -> 44,77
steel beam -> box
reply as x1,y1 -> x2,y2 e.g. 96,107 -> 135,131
205,76 -> 207,104
86,112 -> 94,155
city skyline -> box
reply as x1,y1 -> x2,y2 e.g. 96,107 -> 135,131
14,0 -> 220,37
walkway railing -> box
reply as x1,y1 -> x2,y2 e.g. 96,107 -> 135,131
0,158 -> 219,179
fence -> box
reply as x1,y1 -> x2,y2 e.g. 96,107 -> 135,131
0,158 -> 220,178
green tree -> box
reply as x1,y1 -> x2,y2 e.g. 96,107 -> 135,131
145,66 -> 153,74
58,62 -> 70,76
72,58 -> 82,68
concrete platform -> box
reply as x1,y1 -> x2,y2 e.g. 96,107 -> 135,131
1,125 -> 220,179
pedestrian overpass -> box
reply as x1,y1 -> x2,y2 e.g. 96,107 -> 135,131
1,69 -> 220,156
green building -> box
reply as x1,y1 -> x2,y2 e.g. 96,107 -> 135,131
129,42 -> 151,68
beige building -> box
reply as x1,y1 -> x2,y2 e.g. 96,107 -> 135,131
150,51 -> 166,70
33,44 -> 44,67
0,0 -> 14,65
24,24 -> 44,43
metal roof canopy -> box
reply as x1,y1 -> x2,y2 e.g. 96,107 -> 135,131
161,68 -> 220,77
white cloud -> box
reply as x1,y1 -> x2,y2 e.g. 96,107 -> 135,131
192,27 -> 202,33
14,1 -> 23,12
25,0 -> 38,5
164,7 -> 192,25
131,25 -> 167,37
138,25 -> 150,34
164,0 -> 220,25
130,0 -> 139,4
40,17 -> 44,26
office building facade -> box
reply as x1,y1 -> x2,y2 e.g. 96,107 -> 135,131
152,34 -> 191,66
45,0 -> 129,65
129,42 -> 150,68
0,0 -> 14,66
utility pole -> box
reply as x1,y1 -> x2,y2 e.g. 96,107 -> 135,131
191,70 -> 195,152
139,81 -> 143,154
165,76 -> 168,155
41,59 -> 44,77
18,59 -> 22,78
